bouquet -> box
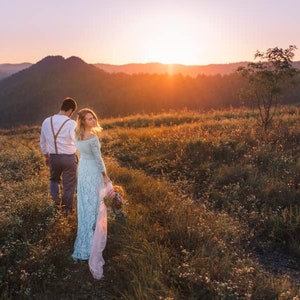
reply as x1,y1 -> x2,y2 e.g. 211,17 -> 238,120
103,181 -> 127,220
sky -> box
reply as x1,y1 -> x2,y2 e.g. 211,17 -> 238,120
1,0 -> 300,65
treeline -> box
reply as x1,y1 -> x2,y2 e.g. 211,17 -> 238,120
0,55 -> 299,128
97,72 -> 247,116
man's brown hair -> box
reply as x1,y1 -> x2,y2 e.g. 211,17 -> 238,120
61,97 -> 77,112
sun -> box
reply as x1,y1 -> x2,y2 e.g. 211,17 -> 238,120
141,16 -> 200,65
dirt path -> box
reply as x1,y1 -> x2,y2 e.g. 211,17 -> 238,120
249,239 -> 300,283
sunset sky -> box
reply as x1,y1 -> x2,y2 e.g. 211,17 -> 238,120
1,0 -> 300,65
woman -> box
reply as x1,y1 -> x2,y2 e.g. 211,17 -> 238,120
72,108 -> 108,279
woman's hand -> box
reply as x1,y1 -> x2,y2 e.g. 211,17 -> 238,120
102,172 -> 110,185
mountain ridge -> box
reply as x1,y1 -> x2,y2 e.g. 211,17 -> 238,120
2,59 -> 300,80
0,55 -> 112,127
94,61 -> 249,76
0,62 -> 32,80
0,55 -> 299,129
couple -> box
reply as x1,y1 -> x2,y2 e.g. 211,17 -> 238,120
40,97 -> 109,279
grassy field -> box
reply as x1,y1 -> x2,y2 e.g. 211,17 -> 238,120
0,107 -> 300,299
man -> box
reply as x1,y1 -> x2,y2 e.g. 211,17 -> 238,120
40,97 -> 78,215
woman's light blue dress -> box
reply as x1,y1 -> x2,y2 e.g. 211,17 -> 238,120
72,136 -> 106,260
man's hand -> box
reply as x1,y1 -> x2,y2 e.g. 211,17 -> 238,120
45,154 -> 50,167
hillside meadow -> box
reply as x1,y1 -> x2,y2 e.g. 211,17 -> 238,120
0,107 -> 300,299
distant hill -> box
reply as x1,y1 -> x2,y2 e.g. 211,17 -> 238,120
0,63 -> 32,80
94,62 -> 250,76
0,56 -> 244,128
102,61 -> 300,75
0,56 -> 113,128
2,61 -> 300,79
0,56 -> 299,129
0,61 -> 249,79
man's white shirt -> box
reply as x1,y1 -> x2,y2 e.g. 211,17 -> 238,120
40,114 -> 77,155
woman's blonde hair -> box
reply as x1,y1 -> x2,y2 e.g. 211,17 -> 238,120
75,108 -> 102,140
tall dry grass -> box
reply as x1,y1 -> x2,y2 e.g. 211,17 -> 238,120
1,107 -> 299,299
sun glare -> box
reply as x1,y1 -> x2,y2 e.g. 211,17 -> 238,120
142,16 -> 200,65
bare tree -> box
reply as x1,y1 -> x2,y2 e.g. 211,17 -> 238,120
237,45 -> 298,131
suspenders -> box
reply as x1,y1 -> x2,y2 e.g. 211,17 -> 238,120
50,116 -> 70,154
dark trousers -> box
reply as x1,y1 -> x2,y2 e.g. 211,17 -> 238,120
49,154 -> 78,213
